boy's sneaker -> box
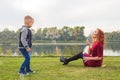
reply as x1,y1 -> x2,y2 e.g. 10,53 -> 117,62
18,71 -> 29,75
27,70 -> 36,73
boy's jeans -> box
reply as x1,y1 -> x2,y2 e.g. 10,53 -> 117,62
19,48 -> 31,72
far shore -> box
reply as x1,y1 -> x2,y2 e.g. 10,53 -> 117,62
9,43 -> 86,45
0,41 -> 120,46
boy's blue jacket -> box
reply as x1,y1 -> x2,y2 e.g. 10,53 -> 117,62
19,26 -> 32,49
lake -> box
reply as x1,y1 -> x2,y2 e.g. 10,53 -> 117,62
0,42 -> 120,56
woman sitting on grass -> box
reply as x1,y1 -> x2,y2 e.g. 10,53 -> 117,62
60,28 -> 105,67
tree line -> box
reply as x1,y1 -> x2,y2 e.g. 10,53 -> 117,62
0,26 -> 119,44
0,26 -> 86,44
105,31 -> 120,42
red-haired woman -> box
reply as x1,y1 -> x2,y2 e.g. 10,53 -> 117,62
60,28 -> 105,67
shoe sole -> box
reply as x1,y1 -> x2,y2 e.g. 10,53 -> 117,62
28,71 -> 36,73
18,72 -> 29,75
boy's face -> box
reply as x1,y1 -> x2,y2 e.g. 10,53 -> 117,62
25,19 -> 34,28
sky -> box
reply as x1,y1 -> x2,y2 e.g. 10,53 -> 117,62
0,0 -> 120,36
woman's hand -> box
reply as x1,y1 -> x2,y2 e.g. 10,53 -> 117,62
83,57 -> 90,61
86,39 -> 90,45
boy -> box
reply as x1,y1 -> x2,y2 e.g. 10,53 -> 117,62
18,15 -> 35,75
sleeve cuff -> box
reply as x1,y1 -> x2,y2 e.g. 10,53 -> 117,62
25,46 -> 29,49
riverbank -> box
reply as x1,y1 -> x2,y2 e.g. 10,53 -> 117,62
0,56 -> 120,80
1,41 -> 120,45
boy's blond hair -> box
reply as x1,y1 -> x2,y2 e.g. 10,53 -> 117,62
24,15 -> 34,20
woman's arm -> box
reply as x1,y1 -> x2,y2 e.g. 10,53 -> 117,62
88,45 -> 91,54
83,57 -> 102,61
86,40 -> 91,54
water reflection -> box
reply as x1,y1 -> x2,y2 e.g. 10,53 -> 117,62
105,42 -> 120,52
0,42 -> 120,56
104,42 -> 120,56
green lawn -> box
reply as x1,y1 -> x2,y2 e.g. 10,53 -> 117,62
0,56 -> 120,80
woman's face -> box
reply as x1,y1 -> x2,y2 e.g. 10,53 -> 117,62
92,29 -> 99,38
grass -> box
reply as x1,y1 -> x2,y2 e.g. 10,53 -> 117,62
0,56 -> 120,80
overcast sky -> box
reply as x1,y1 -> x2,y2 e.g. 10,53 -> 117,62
0,0 -> 120,36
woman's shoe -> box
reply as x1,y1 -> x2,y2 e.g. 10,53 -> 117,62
60,56 -> 69,65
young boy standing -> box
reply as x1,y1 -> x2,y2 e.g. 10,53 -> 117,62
18,15 -> 35,75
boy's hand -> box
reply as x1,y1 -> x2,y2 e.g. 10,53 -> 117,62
26,48 -> 31,52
